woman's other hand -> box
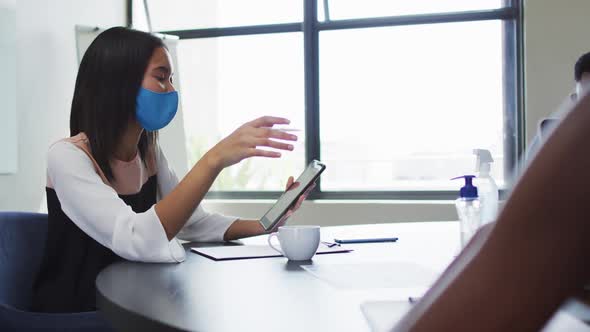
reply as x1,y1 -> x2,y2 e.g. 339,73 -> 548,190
205,116 -> 297,170
222,176 -> 316,240
269,176 -> 316,233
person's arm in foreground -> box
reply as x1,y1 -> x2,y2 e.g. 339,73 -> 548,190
394,92 -> 590,332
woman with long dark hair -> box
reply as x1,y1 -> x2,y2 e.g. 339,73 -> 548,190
32,27 -> 305,313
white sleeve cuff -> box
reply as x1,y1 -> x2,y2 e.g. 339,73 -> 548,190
176,205 -> 239,242
112,206 -> 186,263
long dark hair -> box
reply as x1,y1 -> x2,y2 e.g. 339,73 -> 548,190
70,27 -> 165,181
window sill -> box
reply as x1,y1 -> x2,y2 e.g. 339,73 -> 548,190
201,199 -> 459,226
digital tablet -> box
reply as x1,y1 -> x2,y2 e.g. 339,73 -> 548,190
259,160 -> 326,232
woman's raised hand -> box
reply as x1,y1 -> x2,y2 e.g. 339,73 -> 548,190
206,116 -> 298,169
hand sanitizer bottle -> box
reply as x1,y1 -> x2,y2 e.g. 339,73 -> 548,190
452,175 -> 482,248
473,149 -> 499,225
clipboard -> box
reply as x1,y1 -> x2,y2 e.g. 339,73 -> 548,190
191,243 -> 352,261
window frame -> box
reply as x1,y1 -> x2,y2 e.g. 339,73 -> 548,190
130,0 -> 524,200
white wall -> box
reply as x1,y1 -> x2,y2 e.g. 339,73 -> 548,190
0,0 -> 126,211
2,1 -> 589,227
523,0 -> 590,143
0,0 -> 17,174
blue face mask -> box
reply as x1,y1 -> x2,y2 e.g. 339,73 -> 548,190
135,87 -> 179,131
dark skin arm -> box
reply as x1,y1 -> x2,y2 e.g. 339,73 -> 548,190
394,92 -> 590,332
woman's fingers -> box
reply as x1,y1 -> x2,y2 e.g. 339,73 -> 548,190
285,182 -> 315,212
295,183 -> 315,208
255,127 -> 298,142
286,176 -> 294,190
304,182 -> 316,195
286,195 -> 305,216
253,138 -> 294,151
272,211 -> 292,232
248,149 -> 282,158
287,182 -> 300,191
278,211 -> 293,226
278,179 -> 317,225
248,116 -> 290,128
293,195 -> 306,211
283,210 -> 293,220
211,117 -> 296,167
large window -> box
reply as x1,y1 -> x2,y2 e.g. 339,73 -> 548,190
177,33 -> 306,191
320,21 -> 504,191
132,0 -> 523,199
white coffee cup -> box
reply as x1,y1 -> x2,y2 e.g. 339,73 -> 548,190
267,226 -> 320,261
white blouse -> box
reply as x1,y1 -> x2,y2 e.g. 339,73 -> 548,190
46,140 -> 238,263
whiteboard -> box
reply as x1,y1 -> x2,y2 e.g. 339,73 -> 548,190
74,26 -> 189,175
0,5 -> 17,174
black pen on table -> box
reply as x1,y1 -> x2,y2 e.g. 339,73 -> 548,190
334,237 -> 398,244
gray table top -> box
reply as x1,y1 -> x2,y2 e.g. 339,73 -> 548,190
96,222 -> 460,332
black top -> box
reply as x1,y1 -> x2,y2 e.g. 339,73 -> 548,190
31,175 -> 157,313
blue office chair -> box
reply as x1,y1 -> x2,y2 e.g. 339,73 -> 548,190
0,211 -> 113,331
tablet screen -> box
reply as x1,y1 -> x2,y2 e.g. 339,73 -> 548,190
259,160 -> 325,231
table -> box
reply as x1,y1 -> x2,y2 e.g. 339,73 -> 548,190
96,222 -> 459,331
95,222 -> 590,332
